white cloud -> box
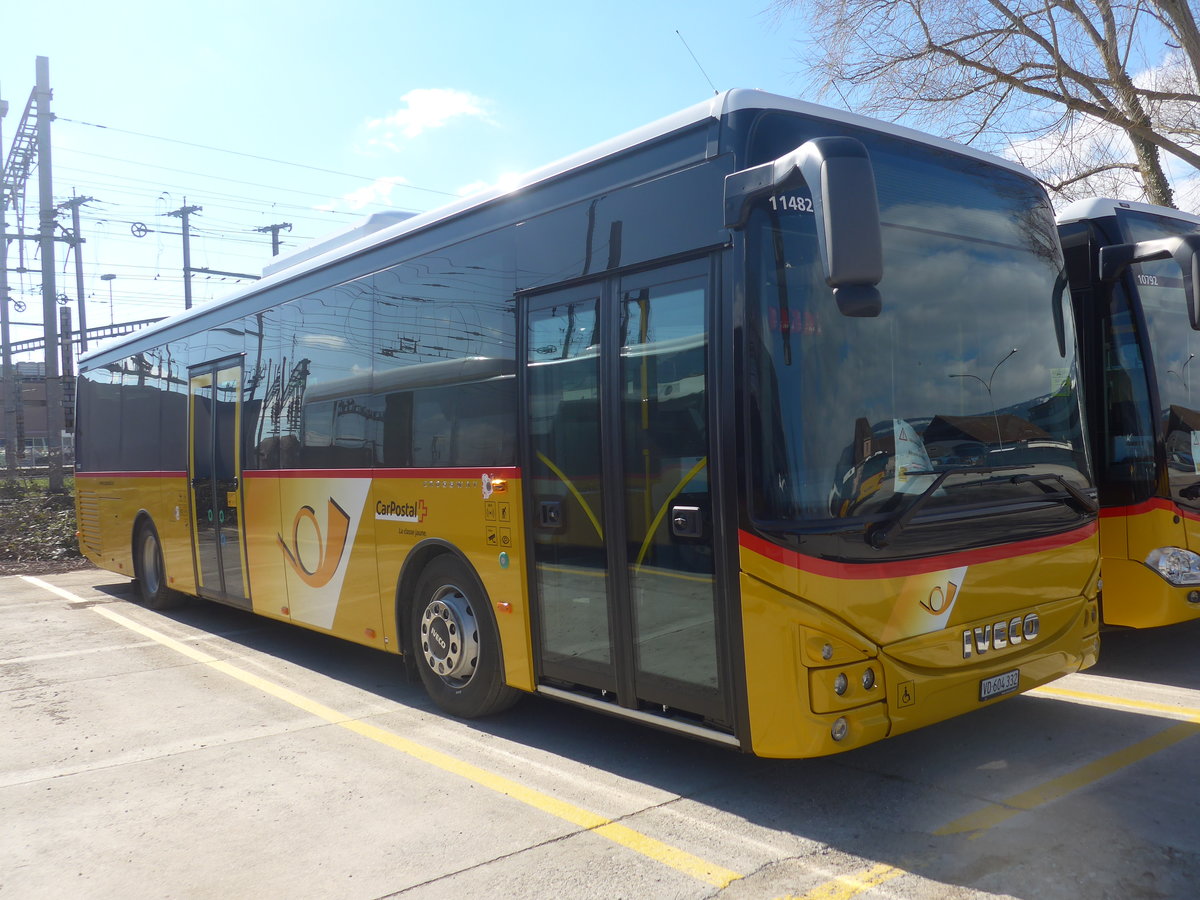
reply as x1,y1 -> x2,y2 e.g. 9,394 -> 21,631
314,175 -> 412,215
366,88 -> 494,150
343,175 -> 411,210
456,172 -> 523,198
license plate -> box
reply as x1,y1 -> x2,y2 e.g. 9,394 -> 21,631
979,668 -> 1020,701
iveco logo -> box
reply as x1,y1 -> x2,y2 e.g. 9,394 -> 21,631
430,628 -> 447,652
963,613 -> 1040,659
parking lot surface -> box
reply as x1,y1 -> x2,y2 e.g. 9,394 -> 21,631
2,568 -> 1198,899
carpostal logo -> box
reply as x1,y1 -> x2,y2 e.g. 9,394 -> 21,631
278,498 -> 352,589
375,499 -> 428,524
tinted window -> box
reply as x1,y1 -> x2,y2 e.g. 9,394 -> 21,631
745,113 -> 1088,555
1117,209 -> 1200,509
119,353 -> 163,472
373,231 -> 517,467
76,368 -> 122,472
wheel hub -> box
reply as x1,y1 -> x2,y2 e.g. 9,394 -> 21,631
418,586 -> 480,685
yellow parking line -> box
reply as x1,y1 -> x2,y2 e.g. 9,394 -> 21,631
934,721 -> 1200,837
23,577 -> 741,889
789,703 -> 1200,898
1030,684 -> 1200,723
778,863 -> 907,900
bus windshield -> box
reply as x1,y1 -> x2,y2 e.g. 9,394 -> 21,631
746,122 -> 1090,549
1116,208 -> 1200,509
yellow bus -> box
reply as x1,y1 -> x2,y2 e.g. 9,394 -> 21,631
75,90 -> 1100,757
1059,198 -> 1200,628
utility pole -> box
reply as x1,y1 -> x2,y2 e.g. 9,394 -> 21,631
0,87 -> 15,482
58,307 -> 73,379
58,194 -> 93,352
35,57 -> 65,491
167,198 -> 202,309
255,222 -> 292,256
59,306 -> 74,436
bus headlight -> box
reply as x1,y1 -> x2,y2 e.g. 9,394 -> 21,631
833,673 -> 848,696
1145,547 -> 1200,585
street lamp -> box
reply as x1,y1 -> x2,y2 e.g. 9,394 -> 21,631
949,347 -> 1019,451
100,274 -> 116,326
1168,353 -> 1196,405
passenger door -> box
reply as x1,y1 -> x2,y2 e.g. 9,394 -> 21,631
188,360 -> 250,607
523,259 -> 727,725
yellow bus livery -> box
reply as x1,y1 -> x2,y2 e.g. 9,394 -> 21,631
1060,197 -> 1200,628
76,91 -> 1101,757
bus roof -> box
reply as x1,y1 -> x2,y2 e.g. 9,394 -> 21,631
80,89 -> 1035,367
1058,197 -> 1200,228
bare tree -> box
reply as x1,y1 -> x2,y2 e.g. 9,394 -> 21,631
772,0 -> 1200,208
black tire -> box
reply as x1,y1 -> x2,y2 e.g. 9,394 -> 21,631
133,521 -> 184,610
409,555 -> 518,718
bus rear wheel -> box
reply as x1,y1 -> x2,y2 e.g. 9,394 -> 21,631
410,556 -> 518,718
134,521 -> 183,610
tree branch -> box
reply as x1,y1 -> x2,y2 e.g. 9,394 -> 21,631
1044,162 -> 1142,190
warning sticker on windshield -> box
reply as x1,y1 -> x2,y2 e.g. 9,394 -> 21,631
893,418 -> 935,494
1050,367 -> 1071,398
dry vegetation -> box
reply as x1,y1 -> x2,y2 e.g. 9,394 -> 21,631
0,478 -> 91,576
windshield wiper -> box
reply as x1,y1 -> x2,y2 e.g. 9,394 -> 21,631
866,464 -> 1033,549
1010,472 -> 1099,514
866,464 -> 1097,549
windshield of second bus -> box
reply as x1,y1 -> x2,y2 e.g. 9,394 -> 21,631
1117,208 -> 1200,509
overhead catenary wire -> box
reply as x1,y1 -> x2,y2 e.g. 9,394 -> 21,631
10,110 -> 489,353
55,116 -> 460,198
53,166 -> 406,227
54,149 -> 430,216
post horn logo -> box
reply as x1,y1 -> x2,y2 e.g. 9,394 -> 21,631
921,580 -> 960,615
278,498 -> 352,588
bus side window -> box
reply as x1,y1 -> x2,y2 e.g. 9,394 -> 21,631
382,393 -> 414,468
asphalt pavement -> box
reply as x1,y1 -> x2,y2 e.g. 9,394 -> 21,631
2,568 -> 1197,899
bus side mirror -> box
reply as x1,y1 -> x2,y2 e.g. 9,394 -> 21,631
1099,234 -> 1200,330
724,136 -> 883,317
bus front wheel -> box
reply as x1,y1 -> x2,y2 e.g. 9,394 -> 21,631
410,556 -> 518,718
133,521 -> 183,610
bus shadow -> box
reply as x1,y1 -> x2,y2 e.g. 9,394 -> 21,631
134,594 -> 1198,900
89,579 -> 139,600
1089,618 -> 1200,690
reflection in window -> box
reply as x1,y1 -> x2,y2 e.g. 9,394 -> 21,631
528,294 -> 611,671
1118,209 -> 1200,507
1098,295 -> 1156,494
746,128 -> 1088,529
528,299 -> 600,475
620,274 -> 719,694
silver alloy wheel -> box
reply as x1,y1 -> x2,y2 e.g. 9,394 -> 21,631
140,530 -> 163,597
418,583 -> 480,687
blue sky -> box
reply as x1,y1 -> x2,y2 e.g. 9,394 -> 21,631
2,1 -> 811,353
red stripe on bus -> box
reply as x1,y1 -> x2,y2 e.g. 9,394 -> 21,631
1099,497 -> 1173,518
242,467 -> 521,480
738,522 -> 1097,580
75,471 -> 187,479
1101,495 -> 1200,522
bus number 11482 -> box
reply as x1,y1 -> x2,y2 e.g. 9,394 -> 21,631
768,194 -> 814,213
